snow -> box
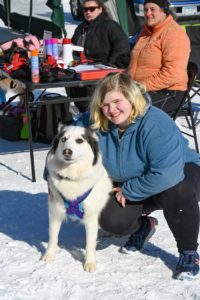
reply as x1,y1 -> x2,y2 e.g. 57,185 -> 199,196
0,2 -> 200,300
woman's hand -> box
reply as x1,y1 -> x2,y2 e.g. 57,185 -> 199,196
113,187 -> 126,208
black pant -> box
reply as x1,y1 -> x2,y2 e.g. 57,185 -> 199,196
99,163 -> 200,253
149,90 -> 186,114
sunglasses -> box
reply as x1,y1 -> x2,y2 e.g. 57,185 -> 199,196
82,6 -> 100,12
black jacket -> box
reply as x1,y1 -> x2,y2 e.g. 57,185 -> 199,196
71,12 -> 130,68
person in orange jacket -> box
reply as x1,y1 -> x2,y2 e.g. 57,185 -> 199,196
128,0 -> 190,113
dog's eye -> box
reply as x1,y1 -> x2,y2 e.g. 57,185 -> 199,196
76,138 -> 84,144
61,137 -> 67,143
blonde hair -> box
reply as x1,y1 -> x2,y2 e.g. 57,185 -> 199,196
90,72 -> 150,131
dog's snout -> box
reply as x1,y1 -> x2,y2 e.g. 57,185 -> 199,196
63,148 -> 72,158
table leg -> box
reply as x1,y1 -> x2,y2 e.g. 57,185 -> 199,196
25,88 -> 36,182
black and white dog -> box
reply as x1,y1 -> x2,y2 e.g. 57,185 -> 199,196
42,124 -> 113,272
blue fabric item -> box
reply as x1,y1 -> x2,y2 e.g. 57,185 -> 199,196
64,188 -> 92,220
0,89 -> 6,103
65,200 -> 84,220
129,32 -> 139,49
75,106 -> 200,201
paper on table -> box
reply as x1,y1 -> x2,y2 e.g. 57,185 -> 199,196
69,64 -> 116,72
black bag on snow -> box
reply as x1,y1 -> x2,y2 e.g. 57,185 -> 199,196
0,115 -> 23,141
0,93 -> 25,141
32,93 -> 73,144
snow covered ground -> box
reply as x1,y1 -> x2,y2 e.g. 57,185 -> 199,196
0,2 -> 200,300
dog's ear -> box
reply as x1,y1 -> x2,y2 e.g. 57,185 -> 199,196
51,131 -> 63,153
83,128 -> 99,166
57,122 -> 65,133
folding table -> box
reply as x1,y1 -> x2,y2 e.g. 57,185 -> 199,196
16,78 -> 98,182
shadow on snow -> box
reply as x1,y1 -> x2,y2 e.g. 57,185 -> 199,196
0,190 -> 177,270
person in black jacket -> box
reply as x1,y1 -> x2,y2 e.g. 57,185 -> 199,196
70,0 -> 130,113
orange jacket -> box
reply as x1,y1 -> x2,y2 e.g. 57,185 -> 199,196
128,15 -> 190,91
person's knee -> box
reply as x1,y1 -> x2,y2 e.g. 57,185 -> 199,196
98,197 -> 143,235
99,209 -> 140,236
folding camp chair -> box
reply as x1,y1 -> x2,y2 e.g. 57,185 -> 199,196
188,78 -> 200,128
172,61 -> 199,153
150,61 -> 199,153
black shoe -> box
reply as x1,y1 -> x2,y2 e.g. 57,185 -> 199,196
120,216 -> 158,254
173,250 -> 199,280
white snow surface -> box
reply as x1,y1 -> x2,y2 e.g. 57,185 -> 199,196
0,2 -> 200,299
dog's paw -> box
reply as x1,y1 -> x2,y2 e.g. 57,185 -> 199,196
84,262 -> 96,272
42,252 -> 55,262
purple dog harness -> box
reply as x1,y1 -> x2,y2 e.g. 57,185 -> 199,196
64,188 -> 92,220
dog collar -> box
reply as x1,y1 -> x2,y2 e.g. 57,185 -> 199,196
64,188 -> 92,220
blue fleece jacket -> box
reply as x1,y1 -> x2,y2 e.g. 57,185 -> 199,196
76,106 -> 200,201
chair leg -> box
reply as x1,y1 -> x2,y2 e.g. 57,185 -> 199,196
190,114 -> 199,153
188,102 -> 199,153
185,116 -> 191,129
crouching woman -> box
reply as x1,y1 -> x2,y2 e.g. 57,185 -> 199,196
76,72 -> 200,280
